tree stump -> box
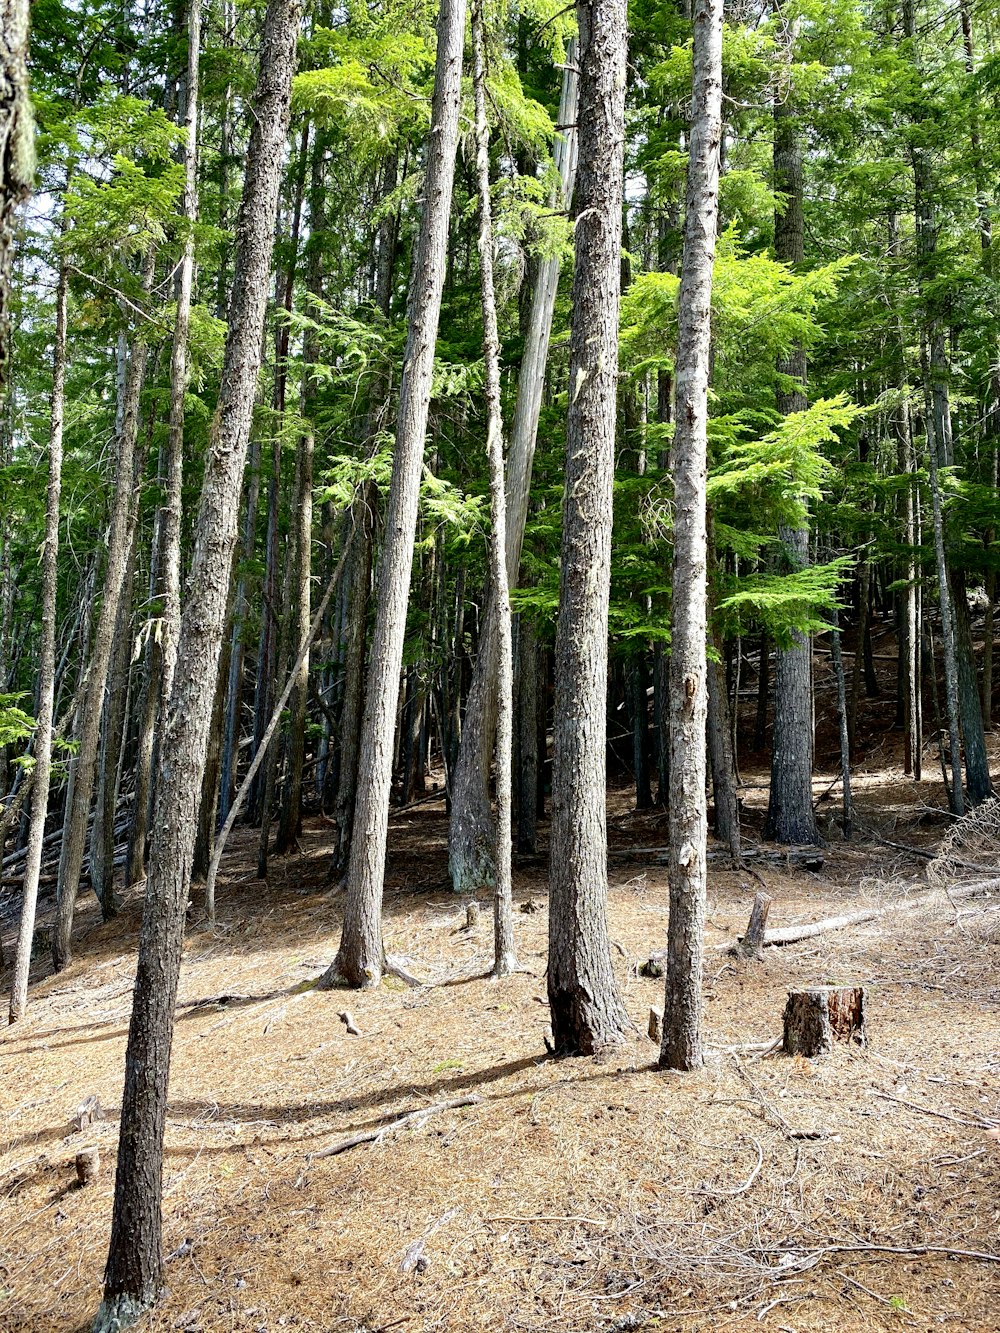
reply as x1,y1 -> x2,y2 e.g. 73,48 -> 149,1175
73,1095 -> 105,1132
737,891 -> 773,959
75,1147 -> 100,1185
466,901 -> 480,929
639,949 -> 667,979
782,986 -> 866,1057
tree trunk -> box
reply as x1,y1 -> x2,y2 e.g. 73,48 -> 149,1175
829,605 -> 853,837
447,46 -> 579,893
160,0 -> 201,710
276,422 -> 314,851
472,0 -> 517,977
52,252 -> 153,971
0,0 -> 32,380
515,616 -> 538,854
949,566 -> 992,803
320,0 -> 466,989
95,2 -> 300,1323
547,0 -> 631,1057
658,0 -> 723,1074
8,256 -> 64,1025
331,490 -> 374,875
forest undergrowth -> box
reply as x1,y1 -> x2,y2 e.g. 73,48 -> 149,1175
3,736 -> 999,1333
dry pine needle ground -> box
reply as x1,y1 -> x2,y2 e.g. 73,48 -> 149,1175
2,767 -> 1000,1333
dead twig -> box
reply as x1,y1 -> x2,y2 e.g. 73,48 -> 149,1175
308,1095 -> 482,1160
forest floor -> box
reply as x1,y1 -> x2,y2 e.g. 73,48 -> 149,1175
3,644 -> 1000,1332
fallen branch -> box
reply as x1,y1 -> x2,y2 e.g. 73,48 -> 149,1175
761,909 -> 878,947
309,1094 -> 482,1159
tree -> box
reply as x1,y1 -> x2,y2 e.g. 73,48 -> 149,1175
94,0 -> 301,1323
658,0 -> 723,1074
471,0 -> 517,977
764,15 -> 818,847
319,0 -> 467,990
547,0 -> 632,1057
0,0 -> 33,377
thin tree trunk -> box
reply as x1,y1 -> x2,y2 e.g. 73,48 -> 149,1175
52,251 -> 153,971
160,0 -> 201,708
447,46 -> 579,893
658,0 -> 722,1074
829,605 -> 853,837
95,3 -> 300,1322
8,256 -> 64,1024
472,0 -> 517,977
319,0 -> 466,990
515,615 -> 538,854
547,0 -> 631,1056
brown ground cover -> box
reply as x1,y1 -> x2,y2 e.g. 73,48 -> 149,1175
3,741 -> 1000,1333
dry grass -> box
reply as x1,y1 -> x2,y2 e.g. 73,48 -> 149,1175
2,763 -> 1000,1333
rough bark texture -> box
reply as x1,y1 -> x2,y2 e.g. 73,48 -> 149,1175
447,47 -> 579,894
764,26 -> 818,846
547,0 -> 631,1057
471,0 -> 517,977
95,4 -> 300,1324
8,258 -> 63,1024
0,0 -> 32,380
515,616 -> 538,854
320,0 -> 465,989
52,258 -> 152,972
658,0 -> 722,1074
782,986 -> 866,1057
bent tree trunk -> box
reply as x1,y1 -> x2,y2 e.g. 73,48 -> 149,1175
659,0 -> 723,1073
547,0 -> 631,1056
95,2 -> 300,1325
447,46 -> 579,894
319,0 -> 466,989
8,257 -> 64,1024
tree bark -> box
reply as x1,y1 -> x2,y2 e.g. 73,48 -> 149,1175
472,0 -> 517,977
95,3 -> 300,1323
447,46 -> 579,893
658,0 -> 723,1074
8,256 -> 63,1024
547,0 -> 631,1057
52,252 -> 153,971
0,0 -> 32,381
320,0 -> 466,989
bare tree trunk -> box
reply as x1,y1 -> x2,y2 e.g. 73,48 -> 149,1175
319,0 -> 466,990
276,424 -> 314,851
658,0 -> 723,1074
0,0 -> 32,380
764,32 -> 817,846
515,616 -> 538,853
8,257 -> 63,1024
448,46 -> 579,893
547,0 -> 631,1057
471,0 -> 517,977
160,0 -> 201,708
52,252 -> 153,971
95,3 -> 300,1322
331,490 -> 374,875
829,605 -> 853,837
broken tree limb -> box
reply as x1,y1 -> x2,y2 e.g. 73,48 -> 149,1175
309,1095 -> 483,1159
762,909 -> 878,947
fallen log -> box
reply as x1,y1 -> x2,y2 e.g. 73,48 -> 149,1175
762,909 -> 878,947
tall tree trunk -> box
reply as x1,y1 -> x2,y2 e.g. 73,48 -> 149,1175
319,0 -> 466,989
160,0 -> 201,709
472,0 -> 517,977
52,252 -> 153,971
448,47 -> 579,893
658,0 -> 723,1074
95,2 -> 300,1322
8,256 -> 64,1024
764,28 -> 817,845
515,615 -> 538,854
547,0 -> 631,1057
276,425 -> 314,851
0,0 -> 32,381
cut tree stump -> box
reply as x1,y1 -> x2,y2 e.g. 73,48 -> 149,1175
783,986 -> 866,1057
648,1007 -> 663,1043
73,1095 -> 105,1132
